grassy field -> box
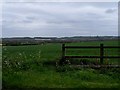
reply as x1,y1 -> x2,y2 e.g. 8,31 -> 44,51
2,40 -> 120,89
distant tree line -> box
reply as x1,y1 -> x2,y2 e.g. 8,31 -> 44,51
2,36 -> 119,46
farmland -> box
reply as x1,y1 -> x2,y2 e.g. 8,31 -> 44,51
2,40 -> 120,89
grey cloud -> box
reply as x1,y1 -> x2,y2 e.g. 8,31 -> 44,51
105,8 -> 117,13
2,2 -> 118,37
22,20 -> 33,23
23,17 -> 37,23
47,20 -> 82,24
26,16 -> 36,20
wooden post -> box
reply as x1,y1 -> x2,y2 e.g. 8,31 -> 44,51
100,44 -> 104,64
59,44 -> 65,65
62,44 -> 65,61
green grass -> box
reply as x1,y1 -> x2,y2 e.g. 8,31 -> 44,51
3,43 -> 61,62
3,69 -> 120,88
2,40 -> 120,89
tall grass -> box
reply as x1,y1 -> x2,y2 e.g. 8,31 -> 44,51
2,40 -> 120,88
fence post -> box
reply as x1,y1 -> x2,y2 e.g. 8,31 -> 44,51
59,44 -> 65,65
100,44 -> 104,64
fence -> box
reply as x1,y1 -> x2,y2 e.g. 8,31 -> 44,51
60,43 -> 120,65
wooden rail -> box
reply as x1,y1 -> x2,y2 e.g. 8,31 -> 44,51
60,43 -> 120,65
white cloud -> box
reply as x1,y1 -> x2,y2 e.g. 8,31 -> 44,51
0,3 -> 2,37
2,0 -> 120,2
2,2 -> 118,37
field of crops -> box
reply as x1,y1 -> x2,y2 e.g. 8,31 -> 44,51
2,40 -> 120,89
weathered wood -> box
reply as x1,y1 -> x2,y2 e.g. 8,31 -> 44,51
62,44 -> 65,58
65,46 -> 120,49
70,65 -> 120,69
103,56 -> 120,58
60,43 -> 120,65
65,56 -> 120,58
65,56 -> 100,58
100,44 -> 104,64
59,44 -> 65,65
104,46 -> 120,48
65,46 -> 100,48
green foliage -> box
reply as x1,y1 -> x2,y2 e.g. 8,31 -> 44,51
2,40 -> 120,88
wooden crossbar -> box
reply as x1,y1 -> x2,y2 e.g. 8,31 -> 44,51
60,43 -> 120,65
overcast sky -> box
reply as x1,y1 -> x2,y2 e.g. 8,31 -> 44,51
2,2 -> 118,37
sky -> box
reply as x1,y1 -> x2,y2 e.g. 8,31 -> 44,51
1,1 -> 119,37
